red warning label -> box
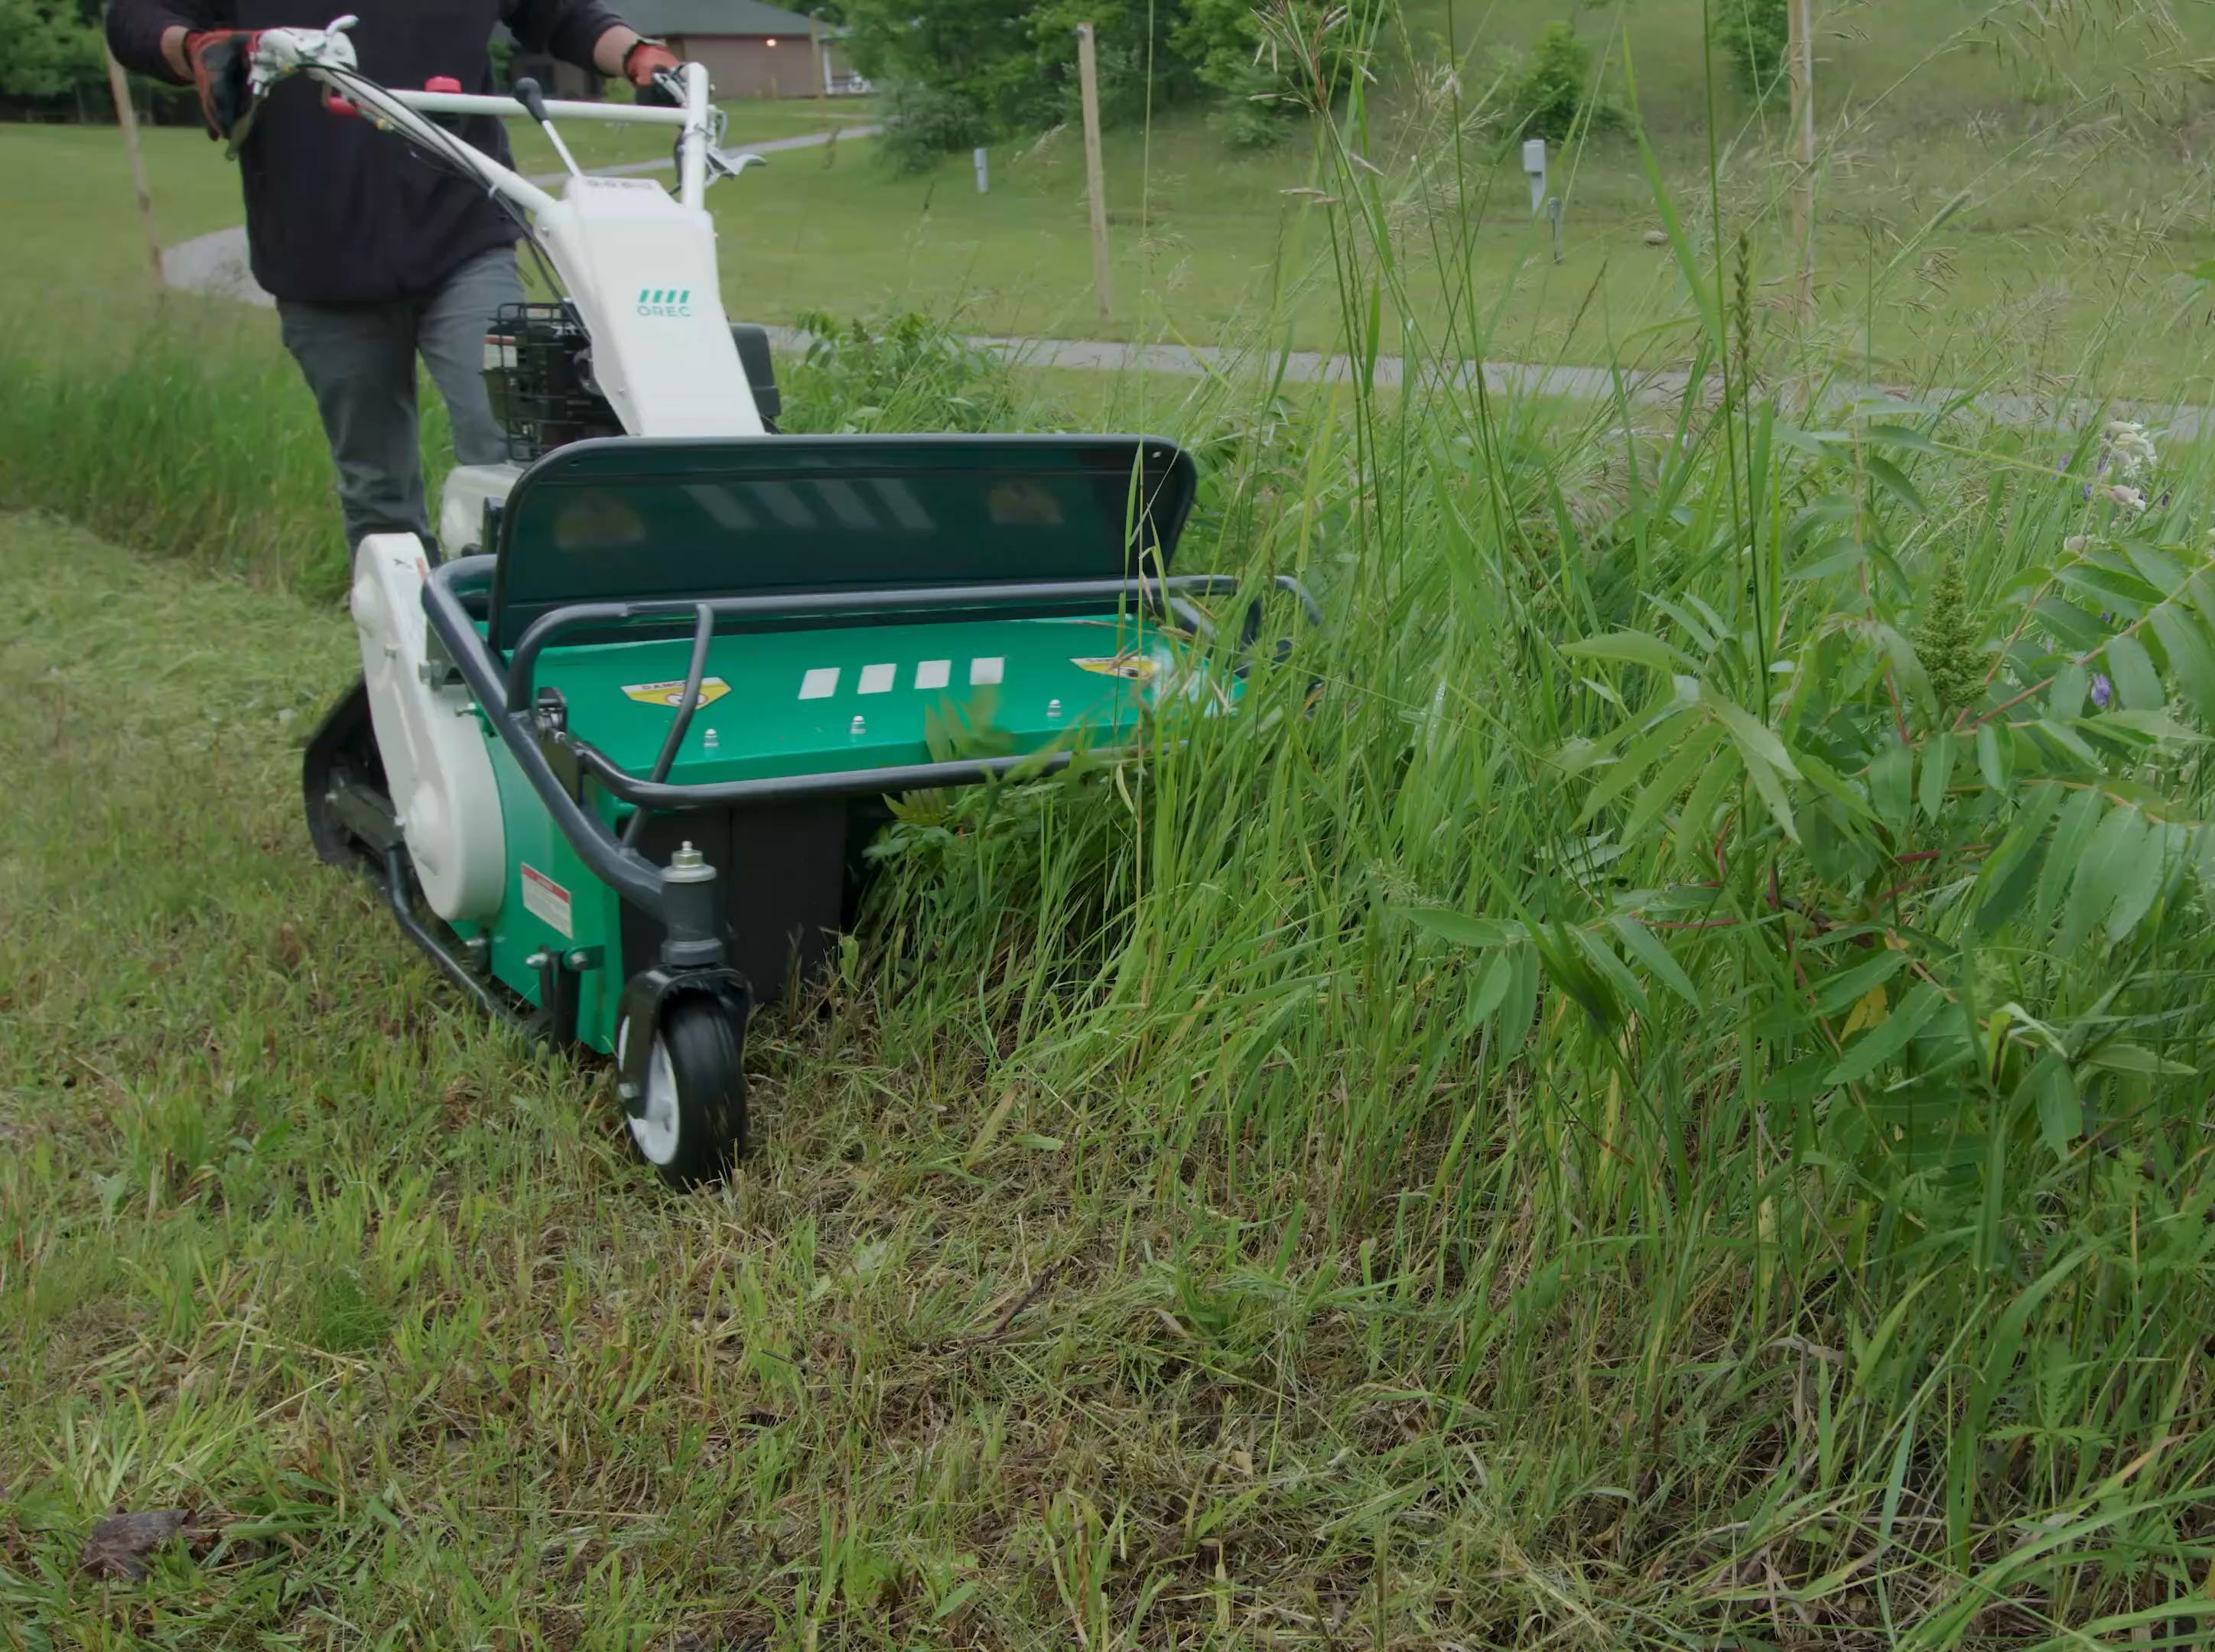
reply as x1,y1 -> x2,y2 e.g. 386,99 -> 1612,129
520,863 -> 574,938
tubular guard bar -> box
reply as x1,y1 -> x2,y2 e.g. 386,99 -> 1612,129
421,556 -> 1318,928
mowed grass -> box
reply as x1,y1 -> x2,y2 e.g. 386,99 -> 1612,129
0,507 -> 1818,1646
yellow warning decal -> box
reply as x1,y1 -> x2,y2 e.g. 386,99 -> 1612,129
623,676 -> 733,708
1071,655 -> 1157,681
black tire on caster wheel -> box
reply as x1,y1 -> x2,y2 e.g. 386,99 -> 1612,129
623,997 -> 748,1189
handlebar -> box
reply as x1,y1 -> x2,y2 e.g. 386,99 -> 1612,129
247,15 -> 728,214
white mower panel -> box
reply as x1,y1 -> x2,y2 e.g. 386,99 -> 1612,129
350,533 -> 506,921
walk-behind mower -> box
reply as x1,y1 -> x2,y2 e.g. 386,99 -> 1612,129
275,18 -> 1312,1185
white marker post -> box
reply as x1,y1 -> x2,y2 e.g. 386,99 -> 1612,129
974,145 -> 989,193
1514,136 -> 1550,216
1522,138 -> 1547,216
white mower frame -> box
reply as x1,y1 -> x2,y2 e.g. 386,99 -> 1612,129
251,15 -> 767,446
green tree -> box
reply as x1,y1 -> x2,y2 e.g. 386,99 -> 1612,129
1715,0 -> 1790,99
1504,21 -> 1621,143
1170,0 -> 1355,148
0,0 -> 103,106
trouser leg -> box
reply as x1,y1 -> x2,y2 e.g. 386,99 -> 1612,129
418,246 -> 526,468
277,296 -> 425,549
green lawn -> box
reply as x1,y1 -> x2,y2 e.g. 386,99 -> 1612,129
15,0 -> 2215,401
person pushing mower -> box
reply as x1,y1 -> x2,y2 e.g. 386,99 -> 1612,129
104,0 -> 681,551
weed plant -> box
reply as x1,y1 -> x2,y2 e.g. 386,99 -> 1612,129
8,2 -> 2215,1645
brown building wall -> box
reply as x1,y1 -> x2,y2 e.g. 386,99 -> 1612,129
670,34 -> 817,99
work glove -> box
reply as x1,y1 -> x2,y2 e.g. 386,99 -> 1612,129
183,29 -> 262,142
623,38 -> 682,106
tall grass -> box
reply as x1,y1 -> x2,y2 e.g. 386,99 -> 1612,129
10,4 -> 2215,1643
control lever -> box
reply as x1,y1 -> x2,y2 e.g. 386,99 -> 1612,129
512,76 -> 584,179
706,150 -> 766,184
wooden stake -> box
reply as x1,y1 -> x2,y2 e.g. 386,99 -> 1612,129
809,11 -> 826,105
1075,23 -> 1112,322
103,44 -> 164,288
1786,0 -> 1815,320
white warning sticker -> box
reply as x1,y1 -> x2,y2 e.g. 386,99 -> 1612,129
799,667 -> 841,701
858,662 -> 896,694
520,863 -> 574,938
915,659 -> 951,691
969,656 -> 1004,686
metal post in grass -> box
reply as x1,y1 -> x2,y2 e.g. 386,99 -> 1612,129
102,44 -> 163,289
1075,23 -> 1113,322
1787,0 -> 1816,319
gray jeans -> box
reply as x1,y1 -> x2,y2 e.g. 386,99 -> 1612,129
278,246 -> 524,550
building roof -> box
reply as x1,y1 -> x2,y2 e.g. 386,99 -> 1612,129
620,0 -> 822,36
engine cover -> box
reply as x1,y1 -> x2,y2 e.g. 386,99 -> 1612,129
350,533 -> 506,921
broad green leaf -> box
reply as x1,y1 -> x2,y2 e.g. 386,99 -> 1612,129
1498,938 -> 1540,1050
1975,720 -> 2013,792
1618,722 -> 1725,848
2055,564 -> 2159,615
2030,715 -> 2100,771
2149,603 -> 2215,724
2049,662 -> 2088,718
1810,946 -> 1911,1016
1869,740 -> 1913,830
2023,1054 -> 2080,1159
1773,424 -> 1852,456
1701,682 -> 1801,778
1918,731 -> 1955,821
1573,927 -> 1652,1019
2081,1042 -> 2194,1076
1562,630 -> 1696,673
2104,633 -> 2163,712
1824,981 -> 1947,1086
1786,538 -> 1869,584
1403,909 -> 1516,949
2058,802 -> 2142,953
1455,950 -> 1515,1036
1535,923 -> 1621,1031
1973,782 -> 2064,935
2119,541 -> 2184,593
1672,746 -> 1742,876
2104,820 -> 2174,943
1745,753 -> 1800,843
1862,422 -> 1937,452
1606,914 -> 1701,1006
2035,788 -> 2106,925
1865,455 -> 1925,513
2033,597 -> 2109,654
1799,749 -> 1878,822
1576,704 -> 1700,825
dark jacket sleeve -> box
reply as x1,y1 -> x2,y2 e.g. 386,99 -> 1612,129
105,0 -> 222,83
502,0 -> 629,73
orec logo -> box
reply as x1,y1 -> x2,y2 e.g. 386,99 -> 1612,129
637,287 -> 692,317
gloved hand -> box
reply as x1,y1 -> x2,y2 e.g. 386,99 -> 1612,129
623,38 -> 682,106
183,29 -> 262,141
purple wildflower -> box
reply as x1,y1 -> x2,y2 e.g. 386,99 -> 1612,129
2091,673 -> 2113,709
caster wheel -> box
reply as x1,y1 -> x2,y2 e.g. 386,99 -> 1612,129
621,996 -> 748,1189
